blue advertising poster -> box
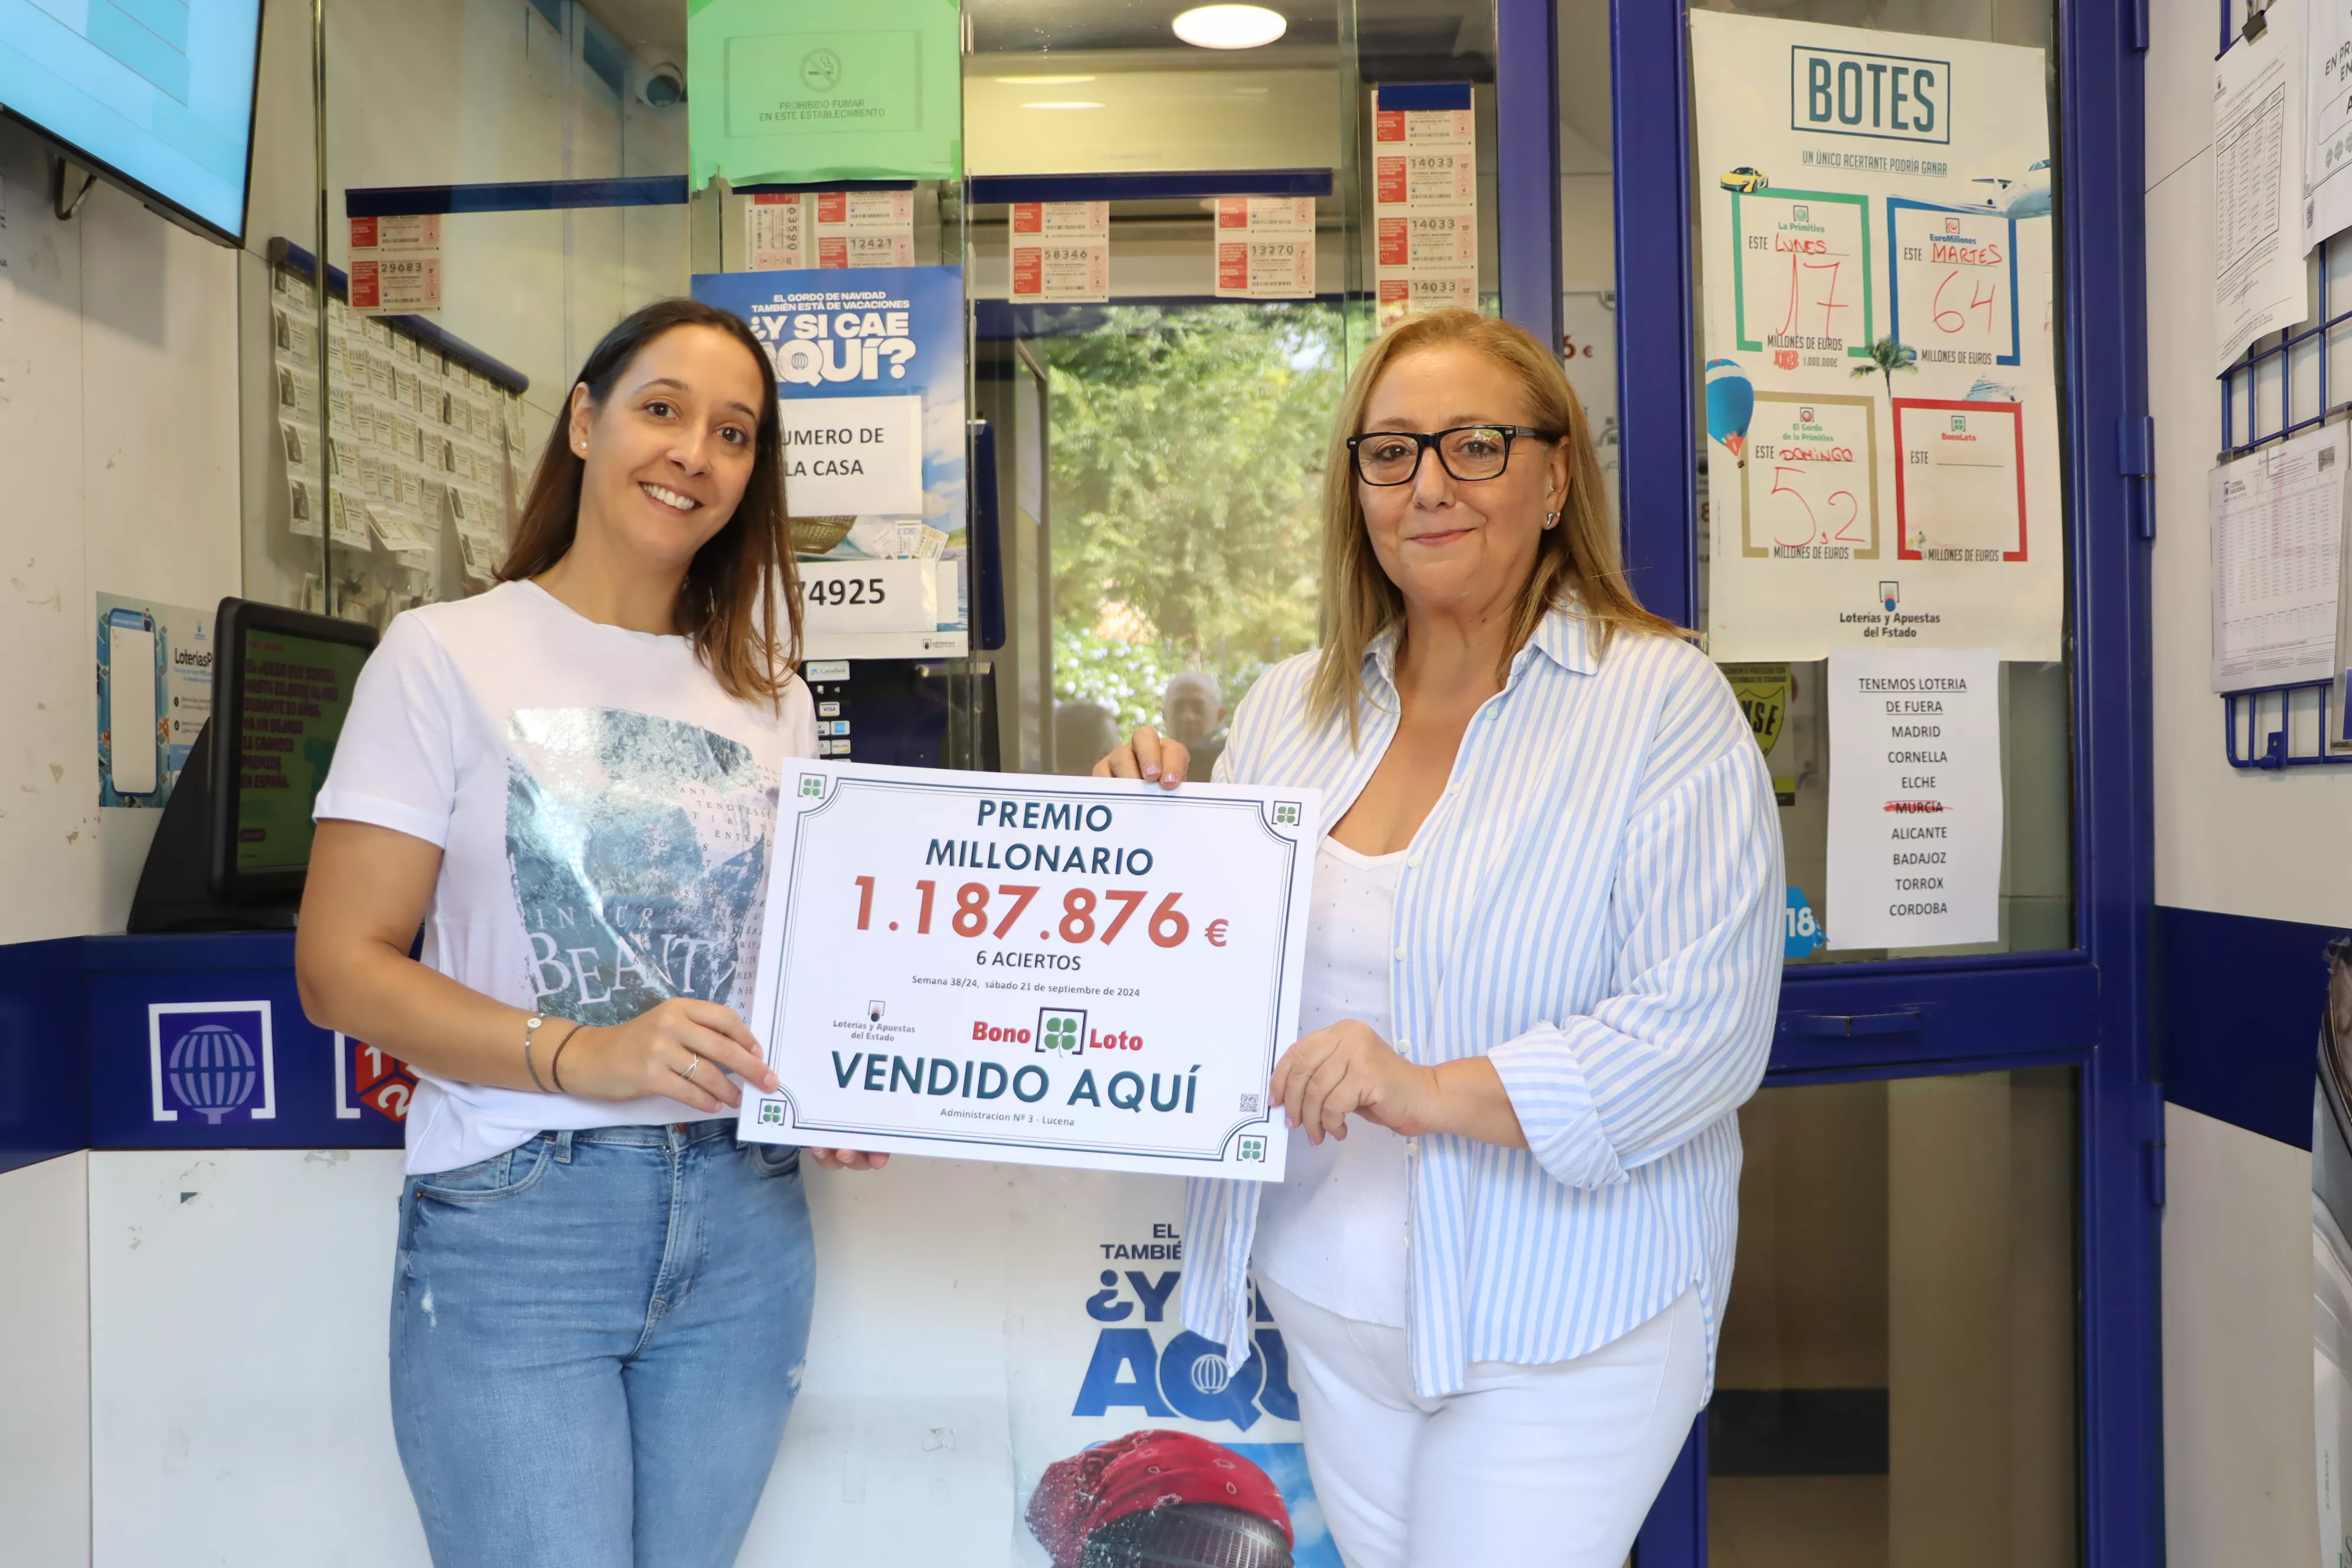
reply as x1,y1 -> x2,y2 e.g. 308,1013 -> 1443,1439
694,266 -> 970,659
692,265 -> 966,554
96,593 -> 214,807
1001,1174 -> 1341,1568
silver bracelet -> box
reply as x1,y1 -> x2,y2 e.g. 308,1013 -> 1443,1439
522,1012 -> 551,1093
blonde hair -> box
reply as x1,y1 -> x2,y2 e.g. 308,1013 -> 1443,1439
1306,309 -> 1688,729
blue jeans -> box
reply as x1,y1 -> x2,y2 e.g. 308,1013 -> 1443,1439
390,1122 -> 815,1568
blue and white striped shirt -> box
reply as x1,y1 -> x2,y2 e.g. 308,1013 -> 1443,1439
1183,606 -> 1783,1398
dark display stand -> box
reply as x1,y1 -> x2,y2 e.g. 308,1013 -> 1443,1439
126,723 -> 299,934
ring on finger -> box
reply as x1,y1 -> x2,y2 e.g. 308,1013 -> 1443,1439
680,1057 -> 702,1083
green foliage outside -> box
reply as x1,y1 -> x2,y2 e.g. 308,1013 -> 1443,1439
1053,626 -> 1278,735
1037,303 -> 1346,721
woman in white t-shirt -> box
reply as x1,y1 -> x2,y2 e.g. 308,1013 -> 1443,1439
297,298 -> 883,1568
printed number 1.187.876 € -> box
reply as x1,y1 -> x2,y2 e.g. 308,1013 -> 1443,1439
850,878 -> 1231,949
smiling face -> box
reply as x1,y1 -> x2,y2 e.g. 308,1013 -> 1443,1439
1354,342 -> 1570,625
565,324 -> 768,582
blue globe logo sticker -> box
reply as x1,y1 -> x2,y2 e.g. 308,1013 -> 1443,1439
168,1024 -> 259,1125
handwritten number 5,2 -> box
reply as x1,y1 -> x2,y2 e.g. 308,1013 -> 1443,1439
808,577 -> 888,607
1769,465 -> 1818,548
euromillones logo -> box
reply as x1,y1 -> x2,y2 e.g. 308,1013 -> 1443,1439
1037,1007 -> 1087,1054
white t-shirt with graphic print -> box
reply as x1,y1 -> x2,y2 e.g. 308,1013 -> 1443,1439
313,579 -> 816,1174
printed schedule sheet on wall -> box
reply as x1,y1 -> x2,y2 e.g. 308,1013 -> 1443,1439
2209,423 -> 2351,692
1690,10 -> 2064,662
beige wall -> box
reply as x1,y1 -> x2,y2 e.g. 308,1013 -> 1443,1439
2139,0 -> 2331,1550
0,124 -> 243,943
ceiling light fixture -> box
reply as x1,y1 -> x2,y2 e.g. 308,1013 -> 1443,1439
995,74 -> 1099,84
1173,4 -> 1288,50
1021,101 -> 1105,110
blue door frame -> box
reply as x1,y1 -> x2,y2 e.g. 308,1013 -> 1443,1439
1492,0 -> 2161,1561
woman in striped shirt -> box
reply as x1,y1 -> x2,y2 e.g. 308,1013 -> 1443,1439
1098,309 -> 1783,1567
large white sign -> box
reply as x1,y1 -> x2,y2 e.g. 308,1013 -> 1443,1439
778,394 -> 923,517
739,765 -> 1320,1180
797,558 -> 968,661
1691,11 -> 2063,661
1825,647 -> 2003,950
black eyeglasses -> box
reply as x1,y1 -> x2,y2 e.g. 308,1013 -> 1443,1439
1346,424 -> 1563,486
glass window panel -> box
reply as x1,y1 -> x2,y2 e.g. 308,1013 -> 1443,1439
968,0 -> 1592,780
1709,1068 -> 2080,1566
1689,0 -> 2074,962
284,0 -> 701,628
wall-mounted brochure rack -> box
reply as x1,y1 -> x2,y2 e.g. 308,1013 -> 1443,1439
2216,204 -> 2352,767
264,237 -> 531,620
2223,681 -> 2352,768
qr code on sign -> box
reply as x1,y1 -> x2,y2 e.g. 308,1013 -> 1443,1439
1239,1093 -> 1262,1114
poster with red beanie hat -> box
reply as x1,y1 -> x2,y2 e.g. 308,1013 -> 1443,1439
1027,1430 -> 1295,1568
1004,1172 -> 1340,1567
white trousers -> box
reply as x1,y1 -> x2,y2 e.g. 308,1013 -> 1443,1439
1260,1276 -> 1707,1568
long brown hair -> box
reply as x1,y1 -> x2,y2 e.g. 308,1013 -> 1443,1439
496,298 -> 802,708
1307,309 -> 1688,729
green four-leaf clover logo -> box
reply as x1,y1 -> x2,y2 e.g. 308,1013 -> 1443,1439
1037,1008 -> 1086,1053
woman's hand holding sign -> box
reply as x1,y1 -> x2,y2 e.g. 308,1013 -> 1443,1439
1272,1020 -> 1530,1151
1093,725 -> 1190,790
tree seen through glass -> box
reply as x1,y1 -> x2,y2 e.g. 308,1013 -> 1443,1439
1039,304 -> 1347,750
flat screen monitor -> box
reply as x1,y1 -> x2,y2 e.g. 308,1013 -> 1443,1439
0,0 -> 266,243
210,599 -> 375,899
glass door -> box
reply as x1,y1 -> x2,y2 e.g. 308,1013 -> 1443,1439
962,0 -> 1507,782
1580,0 -> 2161,1562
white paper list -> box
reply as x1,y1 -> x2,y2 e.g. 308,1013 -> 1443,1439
2209,422 -> 2348,691
1826,648 -> 2003,951
2215,1 -> 2311,373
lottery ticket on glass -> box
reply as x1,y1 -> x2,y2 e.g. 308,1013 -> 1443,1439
1374,149 -> 1476,210
1377,212 -> 1476,269
1011,202 -> 1110,302
746,192 -> 808,270
1373,104 -> 1475,147
814,190 -> 915,269
1213,198 -> 1317,299
349,215 -> 442,315
1376,273 -> 1479,329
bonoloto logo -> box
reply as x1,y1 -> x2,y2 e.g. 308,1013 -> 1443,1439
1036,1007 -> 1087,1053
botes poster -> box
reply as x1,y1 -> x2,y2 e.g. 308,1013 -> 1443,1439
1691,10 -> 2063,661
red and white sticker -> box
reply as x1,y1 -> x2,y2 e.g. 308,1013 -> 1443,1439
349,214 -> 442,314
1211,198 -> 1317,299
1011,203 -> 1110,302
